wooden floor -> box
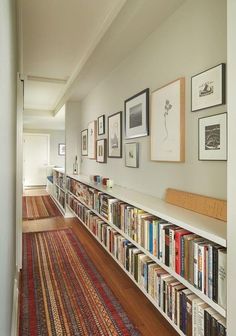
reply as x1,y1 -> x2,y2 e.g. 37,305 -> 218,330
22,191 -> 178,336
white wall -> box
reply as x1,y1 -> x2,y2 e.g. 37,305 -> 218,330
0,0 -> 17,334
73,0 -> 226,200
24,129 -> 65,168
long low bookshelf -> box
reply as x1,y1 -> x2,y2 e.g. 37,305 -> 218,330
66,174 -> 227,336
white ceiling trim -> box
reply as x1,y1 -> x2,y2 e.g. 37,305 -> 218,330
24,109 -> 54,117
53,0 -> 127,116
27,75 -> 68,84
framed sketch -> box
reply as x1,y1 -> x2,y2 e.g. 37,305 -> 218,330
151,78 -> 185,162
125,88 -> 149,139
108,111 -> 122,158
81,129 -> 88,156
96,139 -> 107,163
198,113 -> 227,161
97,114 -> 105,135
88,121 -> 97,159
191,63 -> 226,112
58,143 -> 65,156
125,142 -> 139,168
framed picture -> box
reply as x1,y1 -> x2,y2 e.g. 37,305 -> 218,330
191,63 -> 226,112
97,114 -> 105,135
125,88 -> 149,139
88,121 -> 97,159
81,129 -> 88,156
108,111 -> 122,158
96,139 -> 107,163
151,78 -> 185,162
58,143 -> 65,156
125,142 -> 139,168
198,113 -> 227,161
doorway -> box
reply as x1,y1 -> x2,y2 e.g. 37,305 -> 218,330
23,133 -> 50,187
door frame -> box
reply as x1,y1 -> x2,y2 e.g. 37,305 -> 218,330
23,132 -> 50,187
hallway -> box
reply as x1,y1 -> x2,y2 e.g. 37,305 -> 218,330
20,190 -> 177,336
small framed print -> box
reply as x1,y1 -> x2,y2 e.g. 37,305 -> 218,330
125,88 -> 149,139
96,139 -> 107,163
125,142 -> 139,168
81,129 -> 88,156
191,63 -> 226,112
108,111 -> 122,158
97,114 -> 105,135
58,143 -> 65,156
88,121 -> 97,159
198,113 -> 227,161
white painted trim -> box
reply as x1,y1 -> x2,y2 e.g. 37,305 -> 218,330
11,271 -> 19,336
24,109 -> 54,117
53,0 -> 127,115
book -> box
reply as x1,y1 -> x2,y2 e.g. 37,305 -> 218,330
218,248 -> 227,309
175,229 -> 191,275
186,294 -> 198,336
212,245 -> 222,303
183,234 -> 198,281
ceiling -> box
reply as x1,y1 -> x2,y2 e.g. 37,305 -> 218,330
20,0 -> 185,129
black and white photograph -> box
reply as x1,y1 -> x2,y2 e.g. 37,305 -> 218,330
97,114 -> 105,135
58,143 -> 65,156
81,129 -> 88,156
151,78 -> 185,162
125,142 -> 139,168
88,121 -> 97,159
191,63 -> 226,112
199,113 -> 227,161
108,111 -> 122,158
125,88 -> 149,139
96,139 -> 107,163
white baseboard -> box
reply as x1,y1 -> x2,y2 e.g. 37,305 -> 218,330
11,272 -> 19,336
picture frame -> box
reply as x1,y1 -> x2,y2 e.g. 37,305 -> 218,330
198,112 -> 227,161
96,139 -> 107,163
108,111 -> 122,158
151,78 -> 185,162
58,143 -> 65,156
81,129 -> 88,156
191,63 -> 226,112
88,121 -> 97,159
125,142 -> 139,168
125,88 -> 149,139
97,114 -> 105,135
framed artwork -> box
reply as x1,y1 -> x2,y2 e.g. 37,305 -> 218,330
151,78 -> 185,162
125,88 -> 149,139
125,142 -> 139,168
58,143 -> 65,156
191,63 -> 226,112
88,121 -> 97,159
96,139 -> 107,163
198,113 -> 227,161
97,114 -> 105,135
81,129 -> 88,156
108,111 -> 122,158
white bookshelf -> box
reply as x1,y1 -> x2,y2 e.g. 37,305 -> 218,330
67,202 -> 187,336
67,189 -> 226,318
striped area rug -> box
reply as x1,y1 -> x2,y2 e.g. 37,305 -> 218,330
22,195 -> 61,220
20,229 -> 140,336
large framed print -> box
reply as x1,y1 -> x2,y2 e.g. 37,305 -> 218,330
125,142 -> 139,168
198,113 -> 227,161
96,139 -> 107,163
151,78 -> 185,162
97,114 -> 105,135
125,88 -> 149,139
81,129 -> 88,156
108,111 -> 122,158
191,63 -> 226,112
88,121 -> 97,159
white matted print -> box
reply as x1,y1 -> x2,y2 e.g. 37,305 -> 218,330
88,121 -> 97,159
81,129 -> 88,156
96,139 -> 107,163
151,78 -> 185,162
198,113 -> 227,161
125,143 -> 139,168
191,63 -> 226,112
108,111 -> 122,158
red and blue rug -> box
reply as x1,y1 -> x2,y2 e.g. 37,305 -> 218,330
20,229 -> 140,335
22,195 -> 62,220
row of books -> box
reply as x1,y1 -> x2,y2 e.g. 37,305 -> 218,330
66,194 -> 227,336
66,178 -> 227,309
53,170 -> 65,190
54,185 -> 65,209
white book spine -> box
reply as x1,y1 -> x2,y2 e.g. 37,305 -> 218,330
169,230 -> 173,269
194,242 -> 199,288
197,305 -> 205,336
208,245 -> 213,300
